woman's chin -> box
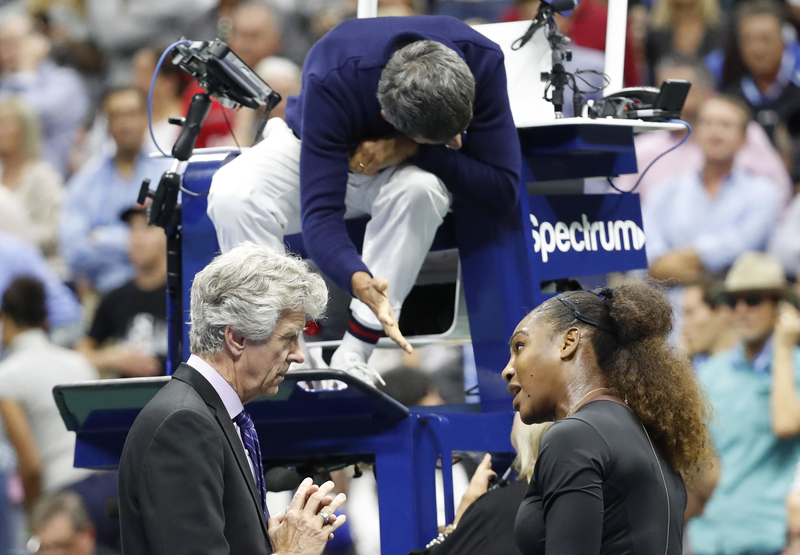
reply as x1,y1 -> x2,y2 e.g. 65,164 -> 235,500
519,412 -> 540,425
518,404 -> 552,425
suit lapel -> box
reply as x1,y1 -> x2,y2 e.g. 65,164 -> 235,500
172,364 -> 269,538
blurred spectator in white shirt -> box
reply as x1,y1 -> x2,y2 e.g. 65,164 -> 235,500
0,183 -> 36,245
0,278 -> 97,510
0,97 -> 64,272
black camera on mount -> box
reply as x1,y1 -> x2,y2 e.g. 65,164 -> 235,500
140,39 -> 283,229
172,39 -> 282,112
169,39 -> 282,161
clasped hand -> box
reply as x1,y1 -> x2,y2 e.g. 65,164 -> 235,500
349,134 -> 419,176
269,477 -> 346,555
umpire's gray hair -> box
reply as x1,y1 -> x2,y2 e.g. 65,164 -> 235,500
377,40 -> 475,143
189,242 -> 328,356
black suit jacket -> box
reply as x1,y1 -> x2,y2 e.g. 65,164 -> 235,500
119,363 -> 271,555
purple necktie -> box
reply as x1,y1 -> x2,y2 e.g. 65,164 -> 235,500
233,410 -> 268,521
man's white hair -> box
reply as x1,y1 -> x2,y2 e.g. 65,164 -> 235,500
189,242 -> 328,356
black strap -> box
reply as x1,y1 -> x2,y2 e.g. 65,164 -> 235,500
555,295 -> 614,335
511,15 -> 548,50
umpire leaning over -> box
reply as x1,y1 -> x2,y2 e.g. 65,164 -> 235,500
209,16 -> 521,382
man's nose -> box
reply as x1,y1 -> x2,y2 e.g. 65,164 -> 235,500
289,339 -> 305,364
501,364 -> 514,383
446,134 -> 462,150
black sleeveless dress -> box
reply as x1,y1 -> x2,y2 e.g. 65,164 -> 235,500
515,400 -> 687,555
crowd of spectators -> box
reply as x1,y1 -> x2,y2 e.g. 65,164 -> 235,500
0,0 -> 796,553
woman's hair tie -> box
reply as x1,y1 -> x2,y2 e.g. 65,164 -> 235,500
555,294 -> 614,335
590,287 -> 615,310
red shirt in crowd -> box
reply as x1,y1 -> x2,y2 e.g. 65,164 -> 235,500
181,82 -> 235,148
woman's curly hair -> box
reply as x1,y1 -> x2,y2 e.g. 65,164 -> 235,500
536,279 -> 714,483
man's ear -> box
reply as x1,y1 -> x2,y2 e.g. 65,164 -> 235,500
559,327 -> 580,361
225,325 -> 245,358
0,312 -> 14,333
380,109 -> 388,121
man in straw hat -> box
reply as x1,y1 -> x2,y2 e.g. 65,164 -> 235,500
690,251 -> 800,555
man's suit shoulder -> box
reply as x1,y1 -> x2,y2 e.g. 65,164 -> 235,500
125,376 -> 218,453
145,375 -> 211,418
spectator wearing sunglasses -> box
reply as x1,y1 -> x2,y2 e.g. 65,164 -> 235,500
689,251 -> 800,555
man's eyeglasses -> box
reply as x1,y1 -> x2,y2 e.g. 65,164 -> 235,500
725,295 -> 776,308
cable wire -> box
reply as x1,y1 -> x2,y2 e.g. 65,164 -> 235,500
606,120 -> 692,194
148,40 -> 191,158
179,183 -> 208,197
571,69 -> 610,93
221,106 -> 241,151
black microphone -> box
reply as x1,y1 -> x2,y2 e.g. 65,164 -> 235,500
487,466 -> 515,491
512,0 -> 576,50
171,92 -> 212,161
264,467 -> 304,492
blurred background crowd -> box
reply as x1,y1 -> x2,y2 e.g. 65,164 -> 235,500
0,0 -> 799,553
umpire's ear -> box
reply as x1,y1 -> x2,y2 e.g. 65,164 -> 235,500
224,325 -> 245,358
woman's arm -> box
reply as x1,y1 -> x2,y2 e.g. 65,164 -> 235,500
543,490 -> 604,555
0,398 -> 42,510
770,302 -> 800,438
453,454 -> 496,527
536,419 -> 608,555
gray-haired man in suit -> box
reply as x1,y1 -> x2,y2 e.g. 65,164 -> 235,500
119,242 -> 345,555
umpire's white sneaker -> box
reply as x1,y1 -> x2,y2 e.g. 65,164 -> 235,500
330,348 -> 386,386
